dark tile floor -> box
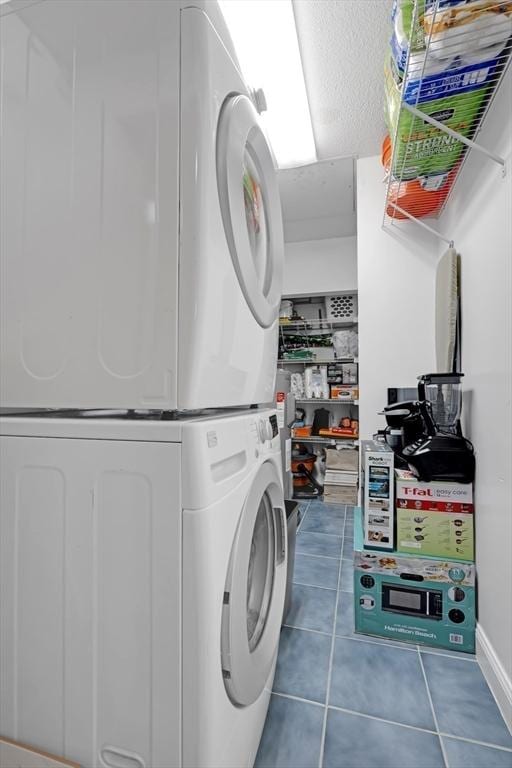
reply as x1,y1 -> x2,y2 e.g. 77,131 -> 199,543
255,501 -> 512,768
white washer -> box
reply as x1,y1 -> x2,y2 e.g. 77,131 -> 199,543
0,1 -> 283,411
0,409 -> 286,768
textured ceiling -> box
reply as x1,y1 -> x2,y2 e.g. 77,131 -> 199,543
293,0 -> 393,159
280,0 -> 392,241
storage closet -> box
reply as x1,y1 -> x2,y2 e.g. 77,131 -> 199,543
277,293 -> 359,503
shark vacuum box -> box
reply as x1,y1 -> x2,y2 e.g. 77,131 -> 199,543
362,440 -> 395,550
353,509 -> 475,653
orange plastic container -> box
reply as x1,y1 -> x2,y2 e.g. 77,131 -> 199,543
382,135 -> 459,220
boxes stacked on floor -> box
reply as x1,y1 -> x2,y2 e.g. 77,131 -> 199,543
354,440 -> 476,653
323,448 -> 358,506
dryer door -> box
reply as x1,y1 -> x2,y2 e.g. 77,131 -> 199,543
221,460 -> 286,707
217,94 -> 284,329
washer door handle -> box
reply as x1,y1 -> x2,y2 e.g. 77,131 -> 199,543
100,746 -> 146,768
274,506 -> 286,566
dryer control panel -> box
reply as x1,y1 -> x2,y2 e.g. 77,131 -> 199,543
257,414 -> 278,443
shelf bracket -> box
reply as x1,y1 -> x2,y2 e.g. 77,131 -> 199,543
402,103 -> 506,168
386,203 -> 454,248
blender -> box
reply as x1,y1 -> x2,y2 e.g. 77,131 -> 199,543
417,373 -> 464,436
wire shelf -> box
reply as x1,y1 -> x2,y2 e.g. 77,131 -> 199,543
291,436 -> 360,445
277,357 -> 358,365
295,398 -> 359,404
279,318 -> 358,331
382,0 -> 512,240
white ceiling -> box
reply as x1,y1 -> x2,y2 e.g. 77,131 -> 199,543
293,0 -> 392,159
279,0 -> 392,241
279,157 -> 356,242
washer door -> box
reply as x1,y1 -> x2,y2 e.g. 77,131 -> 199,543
217,94 -> 284,329
221,461 -> 286,707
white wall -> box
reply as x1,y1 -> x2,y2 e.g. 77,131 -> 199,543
356,156 -> 437,440
357,70 -> 512,714
283,236 -> 357,296
439,69 -> 512,699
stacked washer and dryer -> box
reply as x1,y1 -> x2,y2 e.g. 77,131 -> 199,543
0,2 -> 286,767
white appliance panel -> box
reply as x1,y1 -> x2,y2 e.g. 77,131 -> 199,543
0,435 -> 181,768
178,7 -> 282,410
0,1 -> 283,411
0,0 -> 179,409
0,409 -> 284,768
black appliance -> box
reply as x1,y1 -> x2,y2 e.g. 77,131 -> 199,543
381,373 -> 475,483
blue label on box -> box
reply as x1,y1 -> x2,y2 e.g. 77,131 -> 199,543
390,33 -> 503,102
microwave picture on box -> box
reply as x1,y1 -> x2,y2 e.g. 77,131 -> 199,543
382,583 -> 442,621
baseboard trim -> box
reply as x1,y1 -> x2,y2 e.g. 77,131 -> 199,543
476,622 -> 512,733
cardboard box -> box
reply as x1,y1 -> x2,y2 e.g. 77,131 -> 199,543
397,508 -> 474,561
324,485 -> 358,506
325,448 -> 359,472
395,469 -> 473,506
324,470 -> 358,486
362,441 -> 395,550
353,508 -> 475,653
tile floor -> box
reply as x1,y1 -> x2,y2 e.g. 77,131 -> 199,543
255,501 -> 512,768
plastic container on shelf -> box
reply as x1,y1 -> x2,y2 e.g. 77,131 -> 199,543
384,57 -> 489,181
383,135 -> 461,219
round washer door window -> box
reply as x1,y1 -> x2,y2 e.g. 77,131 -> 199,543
221,461 -> 286,707
217,94 -> 283,329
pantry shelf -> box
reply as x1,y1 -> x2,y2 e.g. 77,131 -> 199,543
279,318 -> 358,330
382,0 -> 512,242
292,436 -> 359,446
277,358 -> 358,365
295,399 -> 359,405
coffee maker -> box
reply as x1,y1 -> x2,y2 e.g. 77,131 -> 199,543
382,373 -> 475,483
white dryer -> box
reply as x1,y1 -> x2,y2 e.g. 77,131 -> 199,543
0,0 -> 283,411
0,409 -> 286,768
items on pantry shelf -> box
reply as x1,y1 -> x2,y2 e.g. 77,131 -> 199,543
282,349 -> 314,360
291,445 -> 323,499
311,407 -> 330,436
318,418 -> 359,438
290,372 -> 305,399
304,366 -> 330,399
292,426 -> 312,438
279,299 -> 294,319
330,385 -> 357,400
323,448 -> 359,506
326,361 -> 358,385
332,329 -> 358,359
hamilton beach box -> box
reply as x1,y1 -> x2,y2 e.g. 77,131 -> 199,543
353,508 -> 475,653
